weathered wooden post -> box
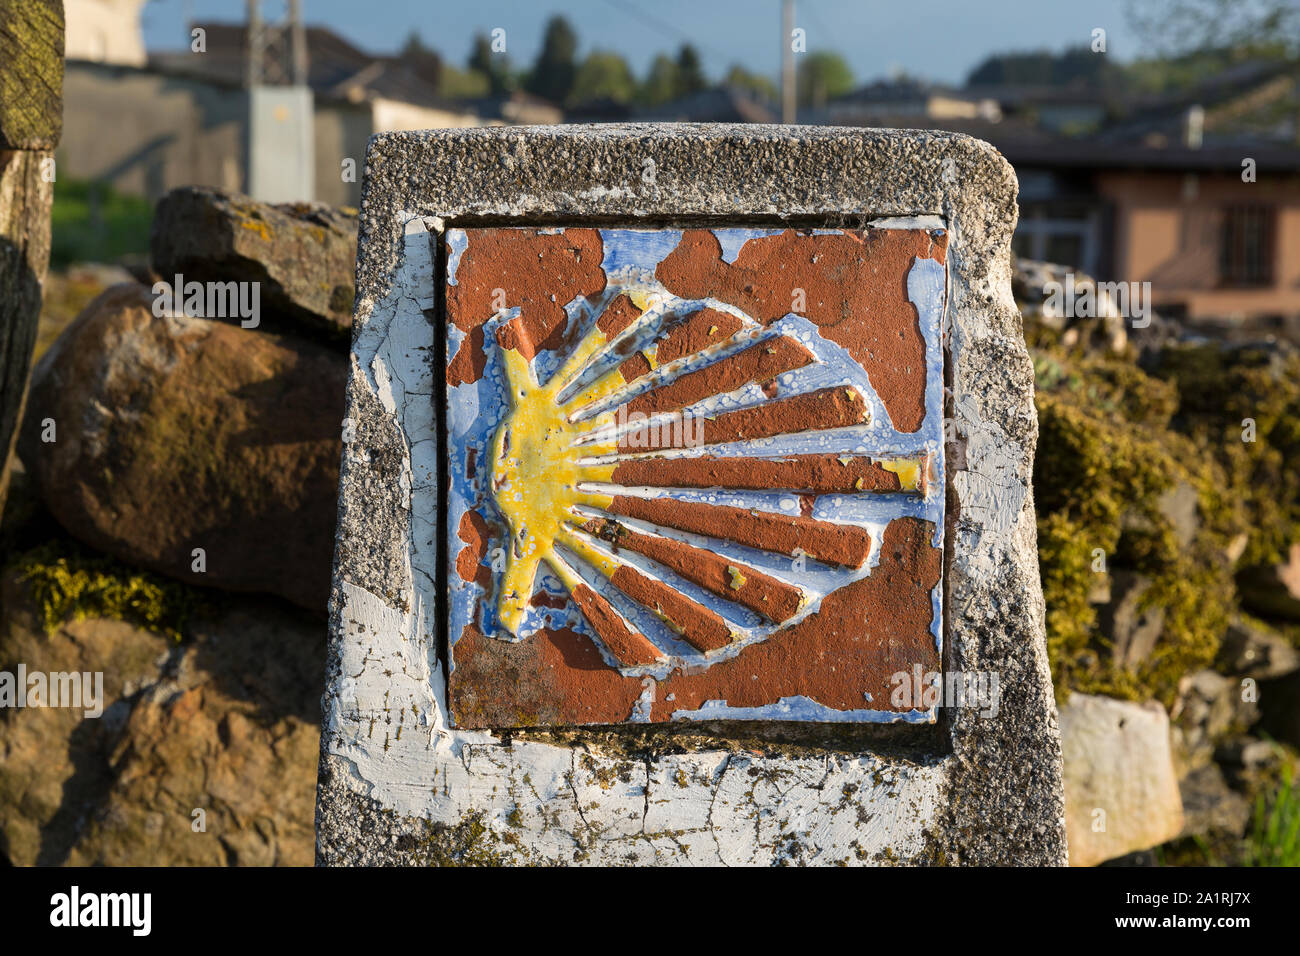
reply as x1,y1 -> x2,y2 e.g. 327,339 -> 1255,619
317,125 -> 1067,865
0,0 -> 64,515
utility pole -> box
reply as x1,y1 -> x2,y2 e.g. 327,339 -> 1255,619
782,0 -> 796,124
245,0 -> 314,201
246,0 -> 307,86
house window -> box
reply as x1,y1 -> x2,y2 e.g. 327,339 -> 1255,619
1220,205 -> 1275,287
1013,200 -> 1101,275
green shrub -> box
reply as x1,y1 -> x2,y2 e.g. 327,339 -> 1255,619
49,176 -> 153,267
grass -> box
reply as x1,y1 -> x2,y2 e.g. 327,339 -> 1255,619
1245,765 -> 1300,866
49,177 -> 153,267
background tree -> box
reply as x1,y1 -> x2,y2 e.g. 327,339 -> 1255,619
640,53 -> 680,105
1128,0 -> 1300,58
468,32 -> 513,95
526,15 -> 579,105
400,30 -> 443,90
724,64 -> 778,103
673,44 -> 708,98
570,50 -> 637,105
797,51 -> 854,108
966,47 -> 1118,89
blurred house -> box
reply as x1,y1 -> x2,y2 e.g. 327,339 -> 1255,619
962,85 -> 1107,135
64,0 -> 148,66
822,70 -> 1300,331
638,87 -> 778,124
462,91 -> 565,126
818,79 -> 1001,125
61,19 -> 487,207
1005,138 -> 1300,331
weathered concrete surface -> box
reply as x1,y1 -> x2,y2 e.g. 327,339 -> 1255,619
316,124 -> 1066,865
1060,692 -> 1185,867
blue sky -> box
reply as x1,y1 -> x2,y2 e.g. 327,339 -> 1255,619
143,0 -> 1141,86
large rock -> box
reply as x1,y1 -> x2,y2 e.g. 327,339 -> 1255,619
0,570 -> 322,865
18,282 -> 346,611
1060,693 -> 1185,866
150,186 -> 357,336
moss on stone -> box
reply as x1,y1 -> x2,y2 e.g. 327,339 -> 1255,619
1034,348 -> 1236,707
8,541 -> 201,642
1149,344 -> 1300,569
402,811 -> 514,866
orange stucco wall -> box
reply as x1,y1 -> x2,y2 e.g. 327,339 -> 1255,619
1096,169 -> 1300,321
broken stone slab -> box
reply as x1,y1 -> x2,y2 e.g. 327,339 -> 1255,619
1217,615 -> 1300,680
150,186 -> 357,338
1156,481 -> 1200,550
1237,543 -> 1300,621
1059,692 -> 1185,866
1099,571 -> 1165,671
316,124 -> 1066,866
18,282 -> 346,612
1214,735 -> 1280,772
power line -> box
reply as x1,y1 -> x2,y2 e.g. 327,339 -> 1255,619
799,0 -> 835,48
597,0 -> 736,66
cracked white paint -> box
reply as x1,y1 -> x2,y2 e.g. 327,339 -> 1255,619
330,563 -> 945,864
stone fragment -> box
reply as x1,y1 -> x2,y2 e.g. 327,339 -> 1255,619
18,282 -> 346,611
1060,692 -> 1185,866
1217,615 -> 1300,680
1098,571 -> 1164,671
0,570 -> 321,865
1156,481 -> 1200,549
1170,667 -> 1258,773
1238,543 -> 1300,621
1177,763 -> 1251,840
150,186 -> 358,336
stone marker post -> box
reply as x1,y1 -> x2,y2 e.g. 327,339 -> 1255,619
0,0 -> 64,516
317,124 -> 1067,865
